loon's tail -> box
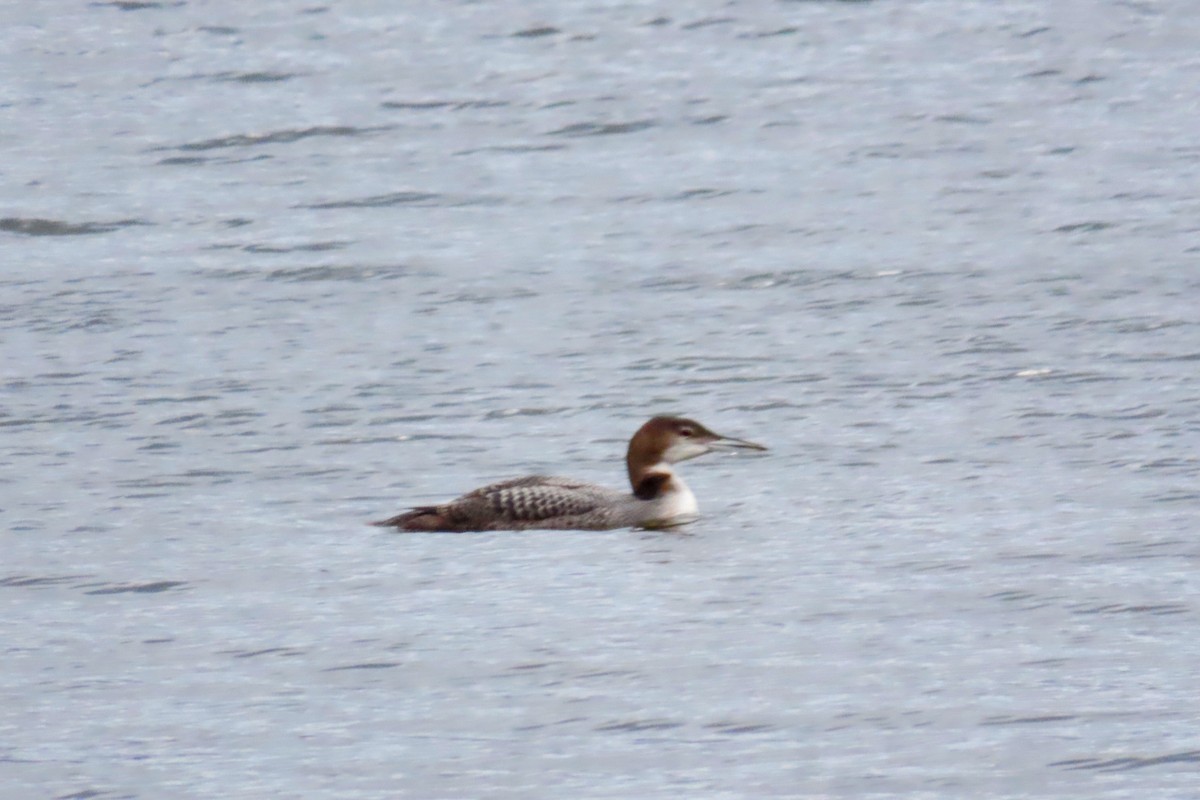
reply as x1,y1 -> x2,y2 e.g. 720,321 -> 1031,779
370,506 -> 452,531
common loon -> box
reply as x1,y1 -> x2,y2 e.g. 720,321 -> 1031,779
371,416 -> 766,532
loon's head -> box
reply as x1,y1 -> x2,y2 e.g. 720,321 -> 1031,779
626,416 -> 766,496
639,416 -> 767,464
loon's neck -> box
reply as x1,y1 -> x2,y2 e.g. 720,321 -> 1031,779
626,464 -> 697,528
630,462 -> 672,499
631,463 -> 696,507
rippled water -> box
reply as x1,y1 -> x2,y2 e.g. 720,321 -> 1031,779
3,1 -> 1199,797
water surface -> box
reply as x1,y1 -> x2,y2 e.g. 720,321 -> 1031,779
3,1 -> 1199,797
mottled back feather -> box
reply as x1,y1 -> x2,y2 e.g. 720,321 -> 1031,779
373,476 -> 626,531
459,476 -> 608,522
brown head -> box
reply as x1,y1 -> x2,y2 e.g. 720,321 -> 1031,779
626,416 -> 766,498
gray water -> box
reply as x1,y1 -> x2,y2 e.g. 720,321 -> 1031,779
3,1 -> 1199,797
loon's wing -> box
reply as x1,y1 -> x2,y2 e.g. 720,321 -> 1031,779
372,476 -> 616,532
462,476 -> 610,522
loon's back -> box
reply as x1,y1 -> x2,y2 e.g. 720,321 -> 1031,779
372,476 -> 628,532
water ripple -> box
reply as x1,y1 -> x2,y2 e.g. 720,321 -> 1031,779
82,581 -> 188,595
165,126 -> 391,152
548,120 -> 657,137
0,217 -> 147,236
1051,749 -> 1200,772
301,192 -> 503,209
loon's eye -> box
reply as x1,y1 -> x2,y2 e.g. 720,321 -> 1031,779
679,427 -> 694,438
